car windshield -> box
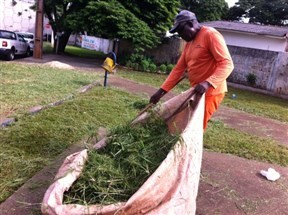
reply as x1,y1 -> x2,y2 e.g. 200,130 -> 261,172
0,30 -> 16,39
18,33 -> 34,39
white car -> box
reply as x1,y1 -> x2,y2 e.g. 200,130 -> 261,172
0,29 -> 31,60
16,32 -> 34,52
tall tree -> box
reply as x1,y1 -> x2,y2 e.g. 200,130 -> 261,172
33,0 -> 179,53
180,0 -> 229,22
68,0 -> 179,52
226,0 -> 288,26
38,0 -> 90,53
117,0 -> 179,35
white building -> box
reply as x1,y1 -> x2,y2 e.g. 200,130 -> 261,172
202,21 -> 288,52
0,0 -> 51,35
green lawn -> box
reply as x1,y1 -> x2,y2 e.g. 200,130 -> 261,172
65,45 -> 106,59
0,62 -> 101,118
205,120 -> 288,166
43,42 -> 106,59
43,42 -> 53,53
223,87 -> 288,123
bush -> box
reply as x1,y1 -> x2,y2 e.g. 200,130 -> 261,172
124,53 -> 156,71
129,53 -> 145,63
166,64 -> 174,74
140,60 -> 150,72
125,60 -> 132,68
123,53 -> 145,69
149,63 -> 157,73
131,63 -> 139,71
246,73 -> 257,86
123,53 -> 159,73
159,64 -> 167,74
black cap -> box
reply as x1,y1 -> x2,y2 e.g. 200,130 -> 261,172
169,10 -> 196,33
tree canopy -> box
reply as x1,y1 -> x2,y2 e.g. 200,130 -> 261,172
226,0 -> 288,26
37,0 -> 179,53
180,0 -> 229,22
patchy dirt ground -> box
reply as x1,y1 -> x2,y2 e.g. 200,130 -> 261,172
0,54 -> 287,215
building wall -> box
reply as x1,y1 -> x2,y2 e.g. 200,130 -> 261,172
118,37 -> 185,64
267,52 -> 288,95
220,30 -> 287,53
0,0 -> 36,32
0,0 -> 51,35
228,46 -> 288,95
145,37 -> 185,64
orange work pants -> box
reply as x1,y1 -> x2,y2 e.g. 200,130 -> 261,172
203,93 -> 225,130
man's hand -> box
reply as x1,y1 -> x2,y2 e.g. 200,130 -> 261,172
194,81 -> 211,95
149,88 -> 167,104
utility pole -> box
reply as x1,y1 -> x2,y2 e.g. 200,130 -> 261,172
34,0 -> 44,59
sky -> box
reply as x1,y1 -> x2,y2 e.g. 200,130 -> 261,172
225,0 -> 238,7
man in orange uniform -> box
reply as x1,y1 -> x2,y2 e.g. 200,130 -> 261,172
150,10 -> 234,130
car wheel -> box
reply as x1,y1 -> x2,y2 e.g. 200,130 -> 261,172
26,47 -> 31,57
6,49 -> 15,61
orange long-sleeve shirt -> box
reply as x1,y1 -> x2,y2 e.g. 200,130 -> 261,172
161,26 -> 234,96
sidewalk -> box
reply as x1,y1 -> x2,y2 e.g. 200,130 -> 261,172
1,55 -> 287,215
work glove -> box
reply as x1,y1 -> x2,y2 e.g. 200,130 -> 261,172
149,88 -> 167,104
194,81 -> 211,95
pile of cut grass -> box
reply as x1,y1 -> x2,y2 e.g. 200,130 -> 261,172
64,118 -> 179,205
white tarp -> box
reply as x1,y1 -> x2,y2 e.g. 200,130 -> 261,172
42,88 -> 204,215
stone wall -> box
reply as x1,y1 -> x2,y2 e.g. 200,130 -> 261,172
267,52 -> 288,95
228,46 -> 288,96
227,46 -> 278,89
145,37 -> 185,64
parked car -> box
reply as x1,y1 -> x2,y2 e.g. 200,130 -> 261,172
0,29 -> 31,61
16,32 -> 34,52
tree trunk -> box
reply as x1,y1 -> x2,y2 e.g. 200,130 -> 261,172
53,31 -> 72,54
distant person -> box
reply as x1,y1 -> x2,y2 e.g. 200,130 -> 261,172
150,10 -> 234,130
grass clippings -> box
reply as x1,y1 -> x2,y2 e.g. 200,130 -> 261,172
64,118 -> 179,205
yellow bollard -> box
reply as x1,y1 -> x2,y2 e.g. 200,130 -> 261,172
102,57 -> 116,73
102,52 -> 117,87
